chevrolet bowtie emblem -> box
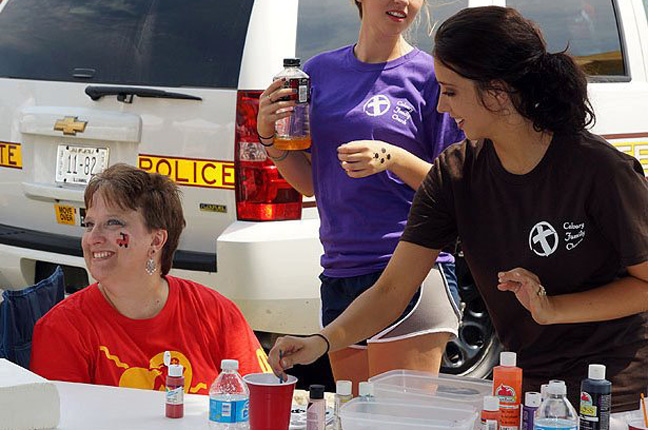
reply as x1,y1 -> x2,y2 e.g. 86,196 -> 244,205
54,116 -> 87,136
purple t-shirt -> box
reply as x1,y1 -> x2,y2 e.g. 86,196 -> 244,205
304,45 -> 463,277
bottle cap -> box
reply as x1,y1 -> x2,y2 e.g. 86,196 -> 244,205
547,380 -> 567,395
168,363 -> 184,377
336,380 -> 352,396
525,391 -> 542,407
221,359 -> 239,371
309,384 -> 325,400
483,395 -> 500,411
358,382 -> 374,397
588,364 -> 606,380
540,384 -> 549,399
500,351 -> 517,367
283,58 -> 301,67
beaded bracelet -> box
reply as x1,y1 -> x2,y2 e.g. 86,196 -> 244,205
265,149 -> 289,162
311,333 -> 331,355
257,130 -> 275,147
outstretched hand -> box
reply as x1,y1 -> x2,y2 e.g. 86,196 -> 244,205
497,267 -> 554,325
267,335 -> 329,379
337,140 -> 396,178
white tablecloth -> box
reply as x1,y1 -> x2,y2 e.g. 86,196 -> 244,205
56,381 -> 211,430
54,381 -> 644,430
55,382 -> 335,430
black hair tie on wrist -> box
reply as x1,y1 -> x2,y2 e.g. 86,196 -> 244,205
257,131 -> 275,147
311,333 -> 331,355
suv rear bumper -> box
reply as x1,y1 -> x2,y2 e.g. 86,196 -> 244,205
0,223 -> 216,272
0,220 -> 324,335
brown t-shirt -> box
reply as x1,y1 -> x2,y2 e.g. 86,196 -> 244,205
402,131 -> 648,411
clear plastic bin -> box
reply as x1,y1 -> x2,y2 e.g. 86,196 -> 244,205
339,396 -> 479,430
369,370 -> 492,408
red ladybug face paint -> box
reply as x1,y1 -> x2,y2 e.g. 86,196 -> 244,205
117,232 -> 130,248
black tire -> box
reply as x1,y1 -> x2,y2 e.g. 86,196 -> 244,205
441,253 -> 502,378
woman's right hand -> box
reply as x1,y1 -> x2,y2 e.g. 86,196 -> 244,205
257,79 -> 296,137
267,334 -> 329,378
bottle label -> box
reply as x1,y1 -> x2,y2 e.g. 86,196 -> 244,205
165,386 -> 183,405
579,391 -> 611,430
580,391 -> 598,418
522,407 -> 536,430
209,398 -> 249,423
534,426 -> 577,430
279,77 -> 310,104
496,383 -> 520,430
482,418 -> 499,430
496,383 -> 518,404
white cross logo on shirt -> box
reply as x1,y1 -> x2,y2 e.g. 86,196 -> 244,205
529,221 -> 559,257
363,95 -> 391,117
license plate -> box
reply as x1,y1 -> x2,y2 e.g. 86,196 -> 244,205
56,145 -> 109,185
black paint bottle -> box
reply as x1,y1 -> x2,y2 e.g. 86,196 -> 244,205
579,364 -> 611,430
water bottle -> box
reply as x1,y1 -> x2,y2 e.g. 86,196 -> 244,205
273,58 -> 311,151
534,381 -> 578,430
209,359 -> 250,430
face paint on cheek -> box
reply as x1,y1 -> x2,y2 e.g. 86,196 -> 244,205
117,232 -> 130,248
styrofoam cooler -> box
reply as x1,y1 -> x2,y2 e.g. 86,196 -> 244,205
369,370 -> 492,408
339,397 -> 479,430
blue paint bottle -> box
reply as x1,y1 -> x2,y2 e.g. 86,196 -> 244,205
579,364 -> 611,430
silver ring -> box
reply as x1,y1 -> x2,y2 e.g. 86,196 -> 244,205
537,285 -> 547,296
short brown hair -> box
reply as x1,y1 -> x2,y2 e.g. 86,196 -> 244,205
84,163 -> 186,275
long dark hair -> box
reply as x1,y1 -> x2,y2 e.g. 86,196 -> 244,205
434,6 -> 595,135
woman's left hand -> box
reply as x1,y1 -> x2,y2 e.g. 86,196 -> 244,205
337,140 -> 397,178
497,268 -> 554,325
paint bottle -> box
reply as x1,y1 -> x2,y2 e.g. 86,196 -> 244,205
579,364 -> 611,430
306,384 -> 326,430
493,351 -> 523,430
334,380 -> 353,430
540,384 -> 549,402
164,351 -> 184,419
358,382 -> 374,401
522,392 -> 541,430
481,395 -> 501,430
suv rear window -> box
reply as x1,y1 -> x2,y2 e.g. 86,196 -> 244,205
0,0 -> 253,88
508,0 -> 627,78
296,0 -> 468,63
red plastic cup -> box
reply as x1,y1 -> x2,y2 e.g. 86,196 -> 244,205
243,373 -> 298,430
628,419 -> 648,430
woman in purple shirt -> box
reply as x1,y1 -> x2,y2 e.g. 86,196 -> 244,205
257,0 -> 463,391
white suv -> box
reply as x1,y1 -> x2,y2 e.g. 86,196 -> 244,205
0,0 -> 646,378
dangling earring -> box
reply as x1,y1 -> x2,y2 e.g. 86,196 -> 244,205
145,256 -> 157,276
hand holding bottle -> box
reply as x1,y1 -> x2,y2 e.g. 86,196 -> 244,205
257,79 -> 296,139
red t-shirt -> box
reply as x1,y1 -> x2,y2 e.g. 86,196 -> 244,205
31,276 -> 269,394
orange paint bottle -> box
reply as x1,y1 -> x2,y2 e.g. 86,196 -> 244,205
492,352 -> 523,430
481,395 -> 501,430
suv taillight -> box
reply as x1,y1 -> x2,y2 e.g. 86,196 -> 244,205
235,90 -> 302,221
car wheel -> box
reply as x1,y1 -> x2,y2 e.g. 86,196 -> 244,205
441,255 -> 502,378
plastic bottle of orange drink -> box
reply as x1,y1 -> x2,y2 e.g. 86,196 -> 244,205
273,58 -> 311,151
493,351 -> 523,430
